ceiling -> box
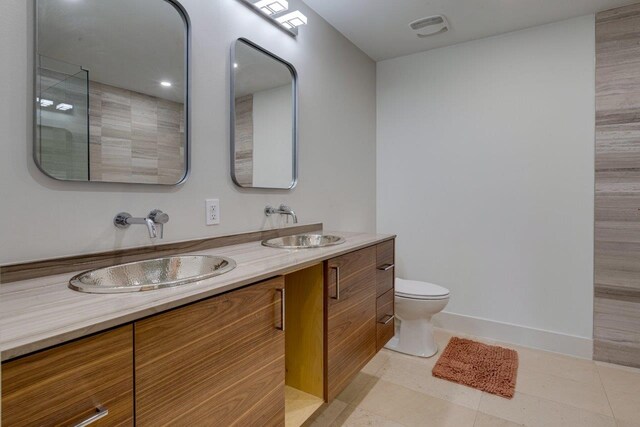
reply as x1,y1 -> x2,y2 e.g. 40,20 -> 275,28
38,0 -> 186,103
303,0 -> 639,61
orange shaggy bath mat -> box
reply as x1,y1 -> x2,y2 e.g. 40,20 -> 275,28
432,337 -> 518,398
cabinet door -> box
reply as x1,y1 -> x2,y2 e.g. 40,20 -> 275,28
376,240 -> 395,297
2,326 -> 134,427
376,240 -> 396,350
376,288 -> 395,351
135,277 -> 286,426
325,246 -> 377,401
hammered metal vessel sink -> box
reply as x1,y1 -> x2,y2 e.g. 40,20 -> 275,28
69,255 -> 236,293
262,234 -> 345,249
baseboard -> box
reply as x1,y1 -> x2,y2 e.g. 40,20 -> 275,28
433,311 -> 593,359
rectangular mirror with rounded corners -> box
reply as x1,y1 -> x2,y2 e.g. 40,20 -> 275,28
231,38 -> 297,189
34,0 -> 190,185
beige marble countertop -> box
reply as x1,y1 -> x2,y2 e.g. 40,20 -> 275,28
0,231 -> 394,361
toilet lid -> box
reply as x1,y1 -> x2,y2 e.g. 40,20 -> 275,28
395,278 -> 450,300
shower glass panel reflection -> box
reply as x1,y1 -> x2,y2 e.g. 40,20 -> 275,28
35,56 -> 89,181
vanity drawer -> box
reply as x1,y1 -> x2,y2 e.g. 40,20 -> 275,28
1,325 -> 134,427
376,288 -> 395,351
376,240 -> 395,297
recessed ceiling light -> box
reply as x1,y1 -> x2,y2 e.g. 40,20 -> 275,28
276,10 -> 307,28
160,81 -> 172,87
40,99 -> 53,107
56,103 -> 73,111
234,63 -> 238,68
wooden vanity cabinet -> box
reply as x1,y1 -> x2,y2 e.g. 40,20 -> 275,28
1,325 -> 134,427
134,276 -> 286,426
324,240 -> 396,401
1,239 -> 395,426
325,246 -> 378,401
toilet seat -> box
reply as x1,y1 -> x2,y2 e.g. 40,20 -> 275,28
395,278 -> 450,300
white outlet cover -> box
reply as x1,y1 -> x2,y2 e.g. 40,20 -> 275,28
205,199 -> 220,225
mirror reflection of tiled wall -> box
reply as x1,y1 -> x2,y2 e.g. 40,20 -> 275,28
88,82 -> 185,184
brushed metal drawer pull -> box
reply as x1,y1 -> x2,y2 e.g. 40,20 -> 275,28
331,266 -> 341,300
276,288 -> 285,331
377,264 -> 395,271
378,314 -> 394,325
74,407 -> 108,427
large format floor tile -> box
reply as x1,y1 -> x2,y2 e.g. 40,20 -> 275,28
478,391 -> 615,427
306,328 -> 638,427
596,362 -> 640,424
356,380 -> 477,426
377,349 -> 483,410
515,368 -> 612,416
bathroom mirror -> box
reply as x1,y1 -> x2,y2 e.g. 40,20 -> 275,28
231,38 -> 297,189
34,0 -> 189,185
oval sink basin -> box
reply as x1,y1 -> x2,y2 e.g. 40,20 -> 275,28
69,255 -> 236,293
262,234 -> 345,249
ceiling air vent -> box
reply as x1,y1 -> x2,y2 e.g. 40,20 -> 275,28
409,15 -> 449,38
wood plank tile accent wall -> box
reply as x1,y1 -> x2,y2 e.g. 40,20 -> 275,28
594,3 -> 640,368
89,81 -> 185,184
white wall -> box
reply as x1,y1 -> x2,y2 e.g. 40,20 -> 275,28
252,84 -> 294,188
0,0 -> 376,265
377,16 -> 595,349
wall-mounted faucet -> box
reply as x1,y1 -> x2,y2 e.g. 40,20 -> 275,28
114,209 -> 170,239
265,204 -> 298,224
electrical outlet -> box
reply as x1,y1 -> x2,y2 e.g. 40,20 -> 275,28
205,199 -> 220,225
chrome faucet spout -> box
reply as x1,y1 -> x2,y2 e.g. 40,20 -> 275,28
264,204 -> 298,224
286,208 -> 298,224
114,209 -> 169,239
144,218 -> 157,238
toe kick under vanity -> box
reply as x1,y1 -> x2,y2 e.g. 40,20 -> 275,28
0,225 -> 395,427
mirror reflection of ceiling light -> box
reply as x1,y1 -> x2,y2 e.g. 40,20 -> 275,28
39,99 -> 54,107
56,103 -> 73,111
275,10 -> 307,28
253,0 -> 288,15
160,81 -> 172,87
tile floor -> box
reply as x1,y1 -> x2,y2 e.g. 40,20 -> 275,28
306,328 -> 640,427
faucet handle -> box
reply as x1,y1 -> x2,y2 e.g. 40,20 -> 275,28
149,209 -> 169,224
148,210 -> 168,239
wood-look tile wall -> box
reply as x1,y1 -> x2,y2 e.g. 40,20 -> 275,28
89,82 -> 185,184
594,3 -> 640,368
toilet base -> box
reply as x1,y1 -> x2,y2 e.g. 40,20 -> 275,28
384,317 -> 439,358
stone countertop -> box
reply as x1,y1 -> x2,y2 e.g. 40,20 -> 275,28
0,231 -> 394,361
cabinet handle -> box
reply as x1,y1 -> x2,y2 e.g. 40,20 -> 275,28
276,288 -> 285,331
377,264 -> 395,271
378,314 -> 395,325
331,266 -> 340,300
74,407 -> 109,427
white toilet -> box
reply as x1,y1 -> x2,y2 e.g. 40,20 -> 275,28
385,278 -> 450,358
